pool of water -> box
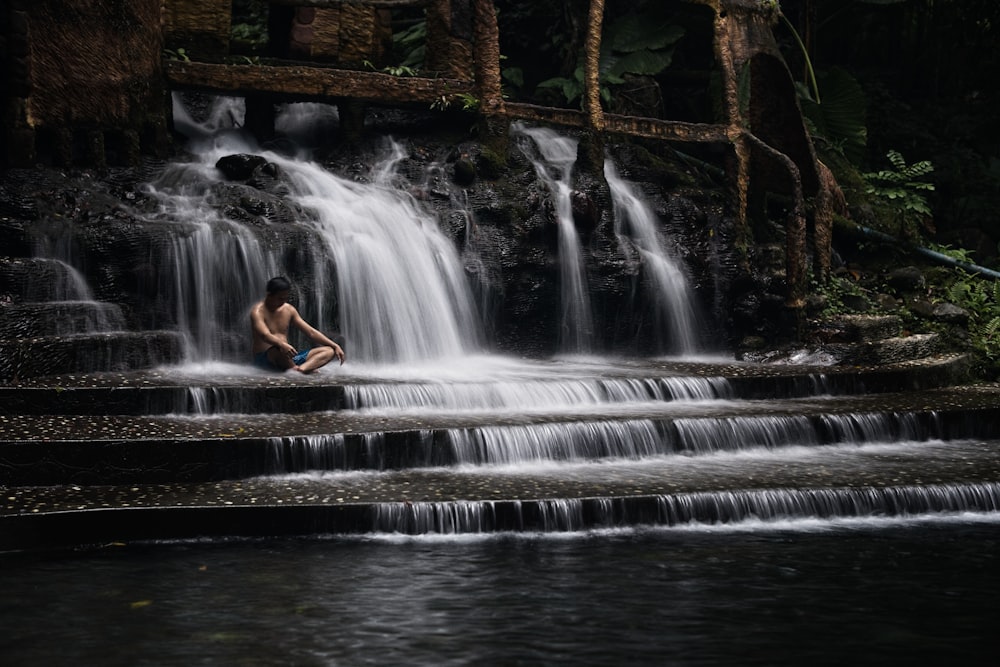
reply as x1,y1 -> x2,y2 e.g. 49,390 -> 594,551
2,516 -> 998,666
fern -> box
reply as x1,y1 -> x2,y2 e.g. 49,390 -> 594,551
862,150 -> 936,238
985,316 -> 1000,339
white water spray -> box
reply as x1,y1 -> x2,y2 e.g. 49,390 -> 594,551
604,161 -> 699,355
512,122 -> 594,353
273,145 -> 483,362
151,96 -> 482,363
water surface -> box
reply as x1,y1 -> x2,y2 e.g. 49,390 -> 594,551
2,519 -> 997,666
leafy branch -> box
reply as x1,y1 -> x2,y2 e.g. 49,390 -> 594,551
862,150 -> 935,238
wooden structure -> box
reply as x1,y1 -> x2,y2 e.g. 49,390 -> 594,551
160,0 -> 829,310
0,0 -> 830,312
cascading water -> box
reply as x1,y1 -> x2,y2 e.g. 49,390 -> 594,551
143,160 -> 278,360
512,122 -> 594,354
273,144 -> 483,362
512,122 -> 704,356
147,95 -> 482,363
604,161 -> 700,355
15,93 -> 994,537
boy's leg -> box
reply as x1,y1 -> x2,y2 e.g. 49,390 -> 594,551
296,346 -> 334,373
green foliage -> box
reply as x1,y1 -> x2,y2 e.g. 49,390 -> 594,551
429,93 -> 480,113
455,93 -> 480,112
393,18 -> 427,70
942,269 -> 1000,368
230,0 -> 270,51
812,274 -> 873,317
778,11 -> 820,103
797,68 -> 868,165
365,60 -> 418,77
862,150 -> 935,239
535,12 -> 685,109
231,22 -> 268,48
777,5 -> 868,165
929,242 -> 976,265
163,48 -> 190,62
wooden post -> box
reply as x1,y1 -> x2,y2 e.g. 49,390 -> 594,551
712,4 -> 750,246
472,0 -> 507,152
577,0 -> 606,175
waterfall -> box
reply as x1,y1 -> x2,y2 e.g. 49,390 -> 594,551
604,161 -> 699,355
368,483 -> 1000,535
143,160 -> 277,360
513,122 -> 703,356
147,96 -> 482,364
273,145 -> 483,362
512,122 -> 594,354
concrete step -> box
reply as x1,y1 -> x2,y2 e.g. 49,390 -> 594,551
817,314 -> 903,343
0,301 -> 127,337
3,442 -> 998,551
0,353 -> 974,415
0,331 -> 185,381
2,384 -> 999,485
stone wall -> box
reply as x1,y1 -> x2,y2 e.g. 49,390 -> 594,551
162,0 -> 231,56
287,5 -> 392,66
1,0 -> 168,167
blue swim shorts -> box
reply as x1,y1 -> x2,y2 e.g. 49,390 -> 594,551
253,347 -> 310,371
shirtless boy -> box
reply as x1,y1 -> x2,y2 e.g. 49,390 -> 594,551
250,276 -> 345,373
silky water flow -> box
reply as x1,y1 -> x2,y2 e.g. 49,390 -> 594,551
4,95 -> 998,666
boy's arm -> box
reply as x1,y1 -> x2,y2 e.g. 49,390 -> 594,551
291,309 -> 346,364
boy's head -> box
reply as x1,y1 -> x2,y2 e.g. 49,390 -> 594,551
266,276 -> 291,294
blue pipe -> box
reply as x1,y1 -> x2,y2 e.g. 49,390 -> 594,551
856,225 -> 1000,281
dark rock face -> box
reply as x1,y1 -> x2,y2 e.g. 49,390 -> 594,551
0,123 -> 748,372
215,154 -> 272,181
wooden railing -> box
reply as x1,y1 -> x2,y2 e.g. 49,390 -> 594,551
163,0 -> 821,310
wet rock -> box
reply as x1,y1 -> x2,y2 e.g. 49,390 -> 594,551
887,265 -> 926,292
805,293 -> 828,317
834,333 -> 941,366
841,292 -> 871,313
933,302 -> 970,325
908,298 -> 937,320
875,293 -> 902,312
739,335 -> 767,351
215,154 -> 270,181
452,156 -> 476,186
570,189 -> 599,233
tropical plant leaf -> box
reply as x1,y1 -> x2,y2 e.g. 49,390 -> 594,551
606,15 -> 685,54
800,67 -> 867,164
606,49 -> 676,79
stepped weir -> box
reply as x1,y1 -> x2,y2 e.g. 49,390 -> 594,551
2,90 -> 998,665
3,99 -> 1000,555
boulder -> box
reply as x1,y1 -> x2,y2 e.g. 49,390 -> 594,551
216,154 -> 270,181
887,266 -> 926,293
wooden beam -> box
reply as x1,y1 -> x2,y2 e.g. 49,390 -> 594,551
267,0 -> 429,7
165,60 -> 472,105
504,103 -> 729,143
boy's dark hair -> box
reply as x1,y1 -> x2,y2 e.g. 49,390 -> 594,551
266,276 -> 291,294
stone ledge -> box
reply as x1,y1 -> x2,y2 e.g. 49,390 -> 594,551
4,479 -> 999,554
3,388 -> 999,485
0,354 -> 976,412
0,331 -> 185,381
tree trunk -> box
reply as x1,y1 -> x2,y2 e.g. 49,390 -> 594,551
577,0 -> 606,174
472,0 -> 503,116
582,0 -> 604,133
